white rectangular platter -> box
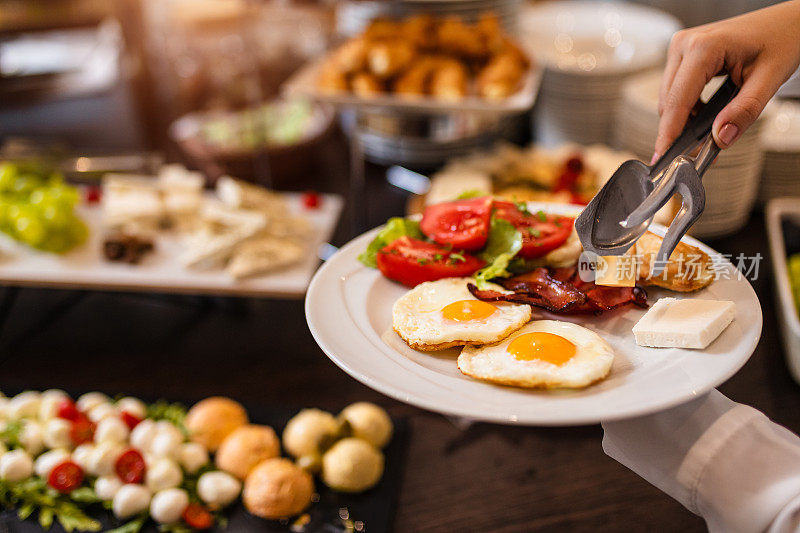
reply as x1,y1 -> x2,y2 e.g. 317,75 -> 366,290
0,193 -> 343,299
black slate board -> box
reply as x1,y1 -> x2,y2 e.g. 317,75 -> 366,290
1,408 -> 408,533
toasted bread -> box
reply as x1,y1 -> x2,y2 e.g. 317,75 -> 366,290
634,232 -> 714,292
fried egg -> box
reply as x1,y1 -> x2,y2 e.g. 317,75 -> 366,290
392,277 -> 531,351
458,320 -> 614,388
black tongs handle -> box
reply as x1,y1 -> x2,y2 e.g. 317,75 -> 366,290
651,76 -> 740,175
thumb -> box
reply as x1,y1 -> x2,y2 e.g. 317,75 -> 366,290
712,69 -> 775,149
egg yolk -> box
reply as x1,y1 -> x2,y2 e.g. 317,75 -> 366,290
441,300 -> 498,322
506,332 -> 577,365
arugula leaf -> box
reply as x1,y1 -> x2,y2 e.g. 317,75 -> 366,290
455,189 -> 486,200
0,477 -> 102,532
473,218 -> 523,289
147,401 -> 188,436
1,420 -> 24,449
357,217 -> 422,268
107,512 -> 148,533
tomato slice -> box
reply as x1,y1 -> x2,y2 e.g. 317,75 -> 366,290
57,398 -> 80,422
70,415 -> 95,445
420,197 -> 492,251
493,201 -> 574,259
120,411 -> 142,430
115,449 -> 147,484
48,461 -> 84,493
376,236 -> 485,287
183,503 -> 214,530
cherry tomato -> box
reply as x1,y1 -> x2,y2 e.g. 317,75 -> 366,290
85,185 -> 102,204
120,411 -> 142,430
376,236 -> 485,287
48,461 -> 84,493
115,449 -> 146,484
301,191 -> 321,209
565,154 -> 584,174
183,503 -> 214,530
70,415 -> 95,445
420,196 -> 492,251
493,201 -> 574,259
56,399 -> 80,421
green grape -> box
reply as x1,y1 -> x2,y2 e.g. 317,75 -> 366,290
0,163 -> 17,190
0,162 -> 86,253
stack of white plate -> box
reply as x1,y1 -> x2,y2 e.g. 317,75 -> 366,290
759,99 -> 800,202
335,0 -> 523,37
520,1 -> 680,146
615,71 -> 766,239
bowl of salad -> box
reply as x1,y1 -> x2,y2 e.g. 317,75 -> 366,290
170,99 -> 335,187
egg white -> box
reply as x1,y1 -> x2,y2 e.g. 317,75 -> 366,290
458,320 -> 615,389
392,277 -> 531,351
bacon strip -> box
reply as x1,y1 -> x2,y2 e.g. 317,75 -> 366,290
468,267 -> 648,315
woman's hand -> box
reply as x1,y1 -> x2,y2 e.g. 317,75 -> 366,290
655,0 -> 800,161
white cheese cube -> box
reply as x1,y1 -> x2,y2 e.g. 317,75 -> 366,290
632,298 -> 736,349
595,252 -> 637,287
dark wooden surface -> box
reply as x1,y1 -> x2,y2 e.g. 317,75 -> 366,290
0,131 -> 795,533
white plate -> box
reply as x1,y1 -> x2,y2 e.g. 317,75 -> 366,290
306,203 -> 762,425
282,57 -> 542,116
520,1 -> 679,75
0,193 -> 343,299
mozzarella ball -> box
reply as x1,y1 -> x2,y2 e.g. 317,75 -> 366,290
8,391 -> 41,419
116,397 -> 147,420
282,409 -> 338,458
113,484 -> 152,519
34,448 -> 71,478
197,471 -> 241,508
130,419 -> 158,452
243,458 -> 313,519
95,417 -> 130,444
88,403 -> 119,423
215,425 -> 280,480
185,397 -> 248,452
146,458 -> 183,492
322,438 -> 384,493
0,449 -> 34,482
43,418 -> 73,450
150,488 -> 189,524
95,475 -> 124,500
339,402 -> 393,449
72,444 -> 95,471
150,423 -> 183,459
20,420 -> 44,455
88,442 -> 123,476
38,389 -> 68,421
178,442 -> 208,474
77,392 -> 110,413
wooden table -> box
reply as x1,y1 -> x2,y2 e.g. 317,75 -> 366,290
0,132 -> 793,533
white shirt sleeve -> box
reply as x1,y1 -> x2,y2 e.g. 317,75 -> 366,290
602,390 -> 800,533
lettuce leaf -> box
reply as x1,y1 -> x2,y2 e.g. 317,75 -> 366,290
474,217 -> 522,289
358,217 -> 422,268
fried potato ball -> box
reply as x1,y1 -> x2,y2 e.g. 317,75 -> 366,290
185,397 -> 248,452
216,424 -> 280,480
243,458 -> 314,519
282,408 -> 338,459
322,438 -> 384,493
339,402 -> 393,449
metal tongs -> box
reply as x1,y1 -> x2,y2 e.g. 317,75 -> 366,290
576,76 -> 739,275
